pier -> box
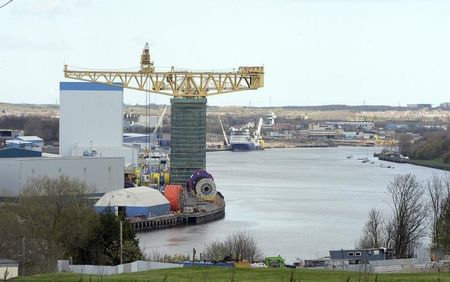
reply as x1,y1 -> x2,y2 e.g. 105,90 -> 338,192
131,205 -> 225,232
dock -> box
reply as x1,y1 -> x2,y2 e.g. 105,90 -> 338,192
131,204 -> 225,232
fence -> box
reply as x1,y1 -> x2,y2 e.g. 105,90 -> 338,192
57,260 -> 183,275
327,258 -> 450,273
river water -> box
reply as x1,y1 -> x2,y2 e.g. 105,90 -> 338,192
138,147 -> 447,262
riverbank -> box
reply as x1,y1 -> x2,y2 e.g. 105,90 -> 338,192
375,153 -> 450,171
407,159 -> 450,171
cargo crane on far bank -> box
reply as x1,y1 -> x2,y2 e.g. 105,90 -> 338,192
64,43 -> 264,184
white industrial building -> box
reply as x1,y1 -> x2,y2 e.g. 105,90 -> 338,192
59,82 -> 138,165
0,157 -> 124,197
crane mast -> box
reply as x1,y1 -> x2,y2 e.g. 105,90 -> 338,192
64,44 -> 264,98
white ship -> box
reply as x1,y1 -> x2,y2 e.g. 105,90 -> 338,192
229,118 -> 263,151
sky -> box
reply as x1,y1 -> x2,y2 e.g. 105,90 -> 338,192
0,0 -> 450,107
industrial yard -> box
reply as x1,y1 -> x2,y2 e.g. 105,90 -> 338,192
0,43 -> 262,231
2,0 -> 450,281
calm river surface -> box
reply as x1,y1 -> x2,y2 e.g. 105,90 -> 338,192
138,147 -> 447,262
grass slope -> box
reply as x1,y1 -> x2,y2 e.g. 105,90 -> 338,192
408,158 -> 450,171
16,267 -> 450,282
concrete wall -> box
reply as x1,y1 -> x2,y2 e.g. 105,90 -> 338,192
63,260 -> 182,275
326,258 -> 432,273
59,82 -> 123,157
0,157 -> 124,196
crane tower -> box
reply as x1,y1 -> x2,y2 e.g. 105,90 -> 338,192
64,43 -> 264,184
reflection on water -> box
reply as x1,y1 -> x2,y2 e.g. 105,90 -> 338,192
138,147 -> 444,262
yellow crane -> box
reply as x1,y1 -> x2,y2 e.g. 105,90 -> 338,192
63,43 -> 264,184
64,43 -> 264,98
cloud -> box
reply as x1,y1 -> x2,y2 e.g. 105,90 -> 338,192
12,0 -> 88,16
0,35 -> 71,51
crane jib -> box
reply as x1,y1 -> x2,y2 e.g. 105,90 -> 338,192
63,45 -> 263,98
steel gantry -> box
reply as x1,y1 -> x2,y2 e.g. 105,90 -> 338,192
63,43 -> 264,184
64,43 -> 264,98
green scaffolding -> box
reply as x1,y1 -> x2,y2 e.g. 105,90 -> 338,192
170,98 -> 207,184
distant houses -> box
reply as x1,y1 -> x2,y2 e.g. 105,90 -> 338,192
329,248 -> 394,264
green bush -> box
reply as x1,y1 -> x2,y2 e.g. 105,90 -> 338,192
443,151 -> 450,164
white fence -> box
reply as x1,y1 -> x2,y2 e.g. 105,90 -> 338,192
327,258 -> 450,273
57,260 -> 182,275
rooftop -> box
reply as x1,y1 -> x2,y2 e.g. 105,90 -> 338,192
15,136 -> 43,142
94,186 -> 169,207
0,258 -> 19,266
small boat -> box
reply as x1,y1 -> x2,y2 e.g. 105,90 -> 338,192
361,158 -> 369,163
347,155 -> 353,159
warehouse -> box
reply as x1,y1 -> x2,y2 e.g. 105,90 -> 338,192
0,157 -> 123,197
59,82 -> 138,165
14,136 -> 44,151
94,187 -> 170,219
0,147 -> 42,158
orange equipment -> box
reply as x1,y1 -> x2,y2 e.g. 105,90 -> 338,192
164,185 -> 183,211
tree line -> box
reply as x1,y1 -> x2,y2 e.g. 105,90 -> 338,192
0,115 -> 59,142
399,131 -> 450,164
359,173 -> 450,259
0,176 -> 142,275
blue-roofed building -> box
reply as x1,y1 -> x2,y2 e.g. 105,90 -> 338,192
6,140 -> 33,150
14,136 -> 44,151
0,147 -> 42,158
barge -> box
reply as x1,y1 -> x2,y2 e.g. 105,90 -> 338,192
131,192 -> 225,232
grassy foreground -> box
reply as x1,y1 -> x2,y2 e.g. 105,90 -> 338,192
15,267 -> 450,282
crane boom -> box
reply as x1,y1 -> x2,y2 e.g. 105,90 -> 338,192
153,106 -> 168,133
255,117 -> 263,137
64,44 -> 264,98
218,115 -> 229,146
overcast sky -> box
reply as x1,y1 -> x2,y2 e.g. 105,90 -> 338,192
1,0 -> 449,107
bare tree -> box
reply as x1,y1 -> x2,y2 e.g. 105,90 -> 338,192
358,209 -> 386,249
427,174 -> 450,248
434,175 -> 450,253
385,174 -> 428,258
203,231 -> 263,262
0,176 -> 96,274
